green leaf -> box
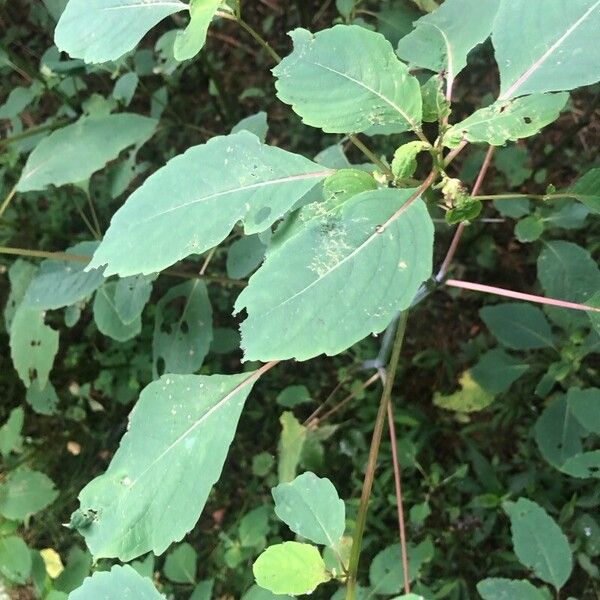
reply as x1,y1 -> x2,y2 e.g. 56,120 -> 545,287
16,114 -> 157,192
492,0 -> 600,99
54,546 -> 92,594
568,387 -> 600,434
272,472 -> 345,547
444,93 -> 568,147
421,76 -> 450,123
55,0 -> 187,63
273,25 -> 422,134
241,584 -> 293,600
566,168 -> 600,213
391,141 -> 429,179
164,542 -> 197,584
89,131 -> 330,276
232,111 -> 269,143
23,242 -> 105,310
397,0 -> 500,91
323,169 -> 377,204
480,303 -> 554,350
236,188 -> 433,361
0,468 -> 58,521
253,542 -> 331,595
369,538 -> 434,595
153,280 -> 212,377
69,565 -> 164,599
537,241 -> 600,331
4,259 -> 37,332
173,0 -> 221,61
477,578 -> 546,600
515,216 -> 545,243
278,412 -> 307,484
239,506 -> 270,548
276,385 -> 312,408
226,236 -> 266,280
433,371 -> 495,413
0,536 -> 32,584
471,349 -> 529,395
190,579 -> 214,600
0,407 -> 24,458
69,371 -> 260,560
561,451 -> 600,479
93,282 -> 142,342
113,73 -> 139,106
375,1 -> 421,47
10,305 -> 59,388
114,274 -> 154,324
504,498 -> 572,589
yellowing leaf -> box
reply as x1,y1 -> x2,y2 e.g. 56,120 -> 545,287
433,371 -> 495,413
41,548 -> 64,579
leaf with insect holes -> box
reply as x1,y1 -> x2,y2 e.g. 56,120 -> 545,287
93,282 -> 142,342
173,0 -> 221,61
235,188 -> 433,361
16,115 -> 157,192
55,0 -> 187,63
273,25 -> 422,134
69,565 -> 164,600
504,498 -> 572,589
69,372 -> 260,561
114,274 -> 155,324
397,0 -> 500,92
88,132 -> 331,277
493,0 -> 600,99
444,93 -> 568,147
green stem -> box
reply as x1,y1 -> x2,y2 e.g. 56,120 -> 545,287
346,311 -> 409,600
72,197 -> 100,239
217,11 -> 281,64
84,190 -> 102,236
472,193 -> 572,201
348,134 -> 394,180
0,184 -> 17,219
0,119 -> 73,149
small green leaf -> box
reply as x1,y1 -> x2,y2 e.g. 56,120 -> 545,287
70,371 -> 260,561
515,215 -> 545,243
273,25 -> 422,134
241,584 -> 293,600
323,169 -> 377,204
561,451 -> 600,479
93,282 -> 142,342
0,407 -> 25,458
253,542 -> 331,595
239,506 -> 270,548
232,111 -> 269,143
164,543 -> 197,584
391,141 -> 429,179
278,412 -> 307,484
477,578 -> 546,600
69,564 -> 164,599
504,498 -> 572,589
190,579 -> 214,600
55,0 -> 187,63
471,349 -> 529,395
173,0 -> 221,61
566,168 -> 600,213
17,114 -> 157,192
4,259 -> 37,332
276,385 -> 312,408
0,536 -> 32,584
272,472 -> 345,547
226,236 -> 266,280
480,303 -> 554,350
567,387 -> 600,434
114,274 -> 154,325
0,468 -> 58,521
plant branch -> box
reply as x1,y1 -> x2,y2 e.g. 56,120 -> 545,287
472,193 -> 573,201
346,311 -> 409,600
0,184 -> 17,219
348,134 -> 394,179
0,119 -> 74,149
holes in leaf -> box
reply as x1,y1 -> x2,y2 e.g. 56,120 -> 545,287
523,116 -> 532,124
155,357 -> 166,377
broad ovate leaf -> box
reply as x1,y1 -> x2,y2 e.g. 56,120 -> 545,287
55,0 -> 187,64
471,349 -> 529,395
173,0 -> 221,61
272,472 -> 345,547
93,282 -> 142,342
273,25 -> 422,134
253,542 -> 331,595
69,565 -> 164,600
477,578 -> 546,600
236,188 -> 434,361
397,0 -> 500,92
69,371 -> 260,560
568,387 -> 600,434
24,242 -> 105,310
493,0 -> 600,99
504,498 -> 572,589
0,468 -> 58,521
88,132 -> 331,276
444,93 -> 568,147
17,114 -> 157,192
0,536 -> 32,585
114,274 -> 155,324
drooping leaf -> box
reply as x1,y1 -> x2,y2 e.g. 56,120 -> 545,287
17,114 -> 157,192
480,303 -> 554,350
26,380 -> 60,415
153,280 -> 212,377
477,578 -> 546,600
0,468 -> 58,521
567,387 -> 600,434
69,371 -> 260,560
69,565 -> 164,600
272,472 -> 345,548
253,542 -> 331,595
55,0 -> 187,63
433,371 -> 495,413
493,0 -> 600,99
277,412 -> 307,484
273,25 -> 422,134
10,305 -> 59,388
397,0 -> 500,92
113,72 -> 139,106
4,259 -> 37,332
391,141 -> 429,179
537,240 -> 600,331
444,93 -> 568,147
88,132 -> 331,276
0,536 -> 32,584
232,111 -> 269,143
504,498 -> 572,589
0,407 -> 24,458
24,242 -> 104,310
114,274 -> 154,324
471,349 -> 529,395
236,188 -> 433,361
164,543 -> 197,584
173,0 -> 221,61
93,282 -> 142,342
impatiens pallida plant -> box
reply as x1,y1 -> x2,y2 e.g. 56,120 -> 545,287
2,0 -> 600,598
